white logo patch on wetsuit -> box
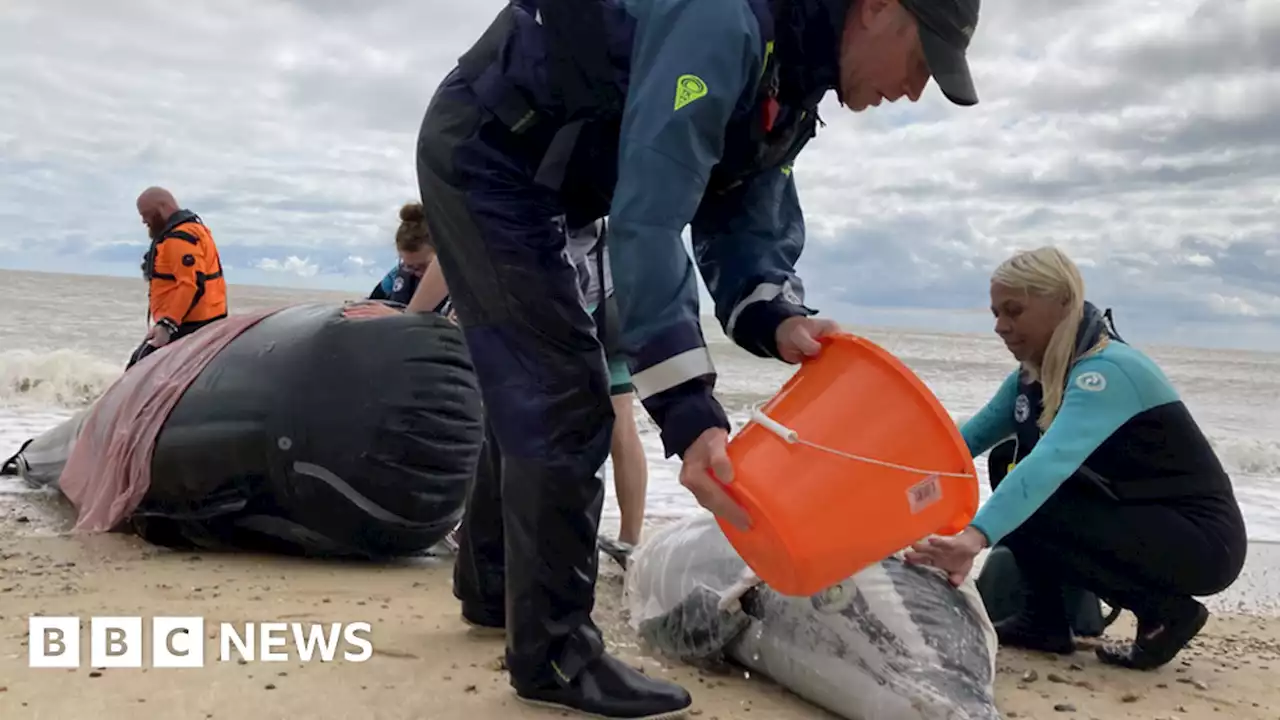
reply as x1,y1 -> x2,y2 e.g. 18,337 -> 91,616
393,276 -> 405,292
1014,393 -> 1030,422
1075,370 -> 1107,392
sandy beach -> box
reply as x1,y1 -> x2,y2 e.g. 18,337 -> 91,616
1,497 -> 1279,720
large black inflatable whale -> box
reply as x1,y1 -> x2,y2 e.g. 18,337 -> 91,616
1,303 -> 484,558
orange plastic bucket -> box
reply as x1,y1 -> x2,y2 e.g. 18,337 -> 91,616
717,332 -> 978,597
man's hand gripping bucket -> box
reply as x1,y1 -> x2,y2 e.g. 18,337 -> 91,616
716,332 -> 979,597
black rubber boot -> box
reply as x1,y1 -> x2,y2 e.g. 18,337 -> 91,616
452,420 -> 507,637
460,602 -> 506,637
1096,598 -> 1209,670
993,579 -> 1076,655
515,653 -> 693,720
994,615 -> 1076,655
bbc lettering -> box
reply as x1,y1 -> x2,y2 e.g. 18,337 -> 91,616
28,616 -> 373,668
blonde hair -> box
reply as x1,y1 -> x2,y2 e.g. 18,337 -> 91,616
991,246 -> 1107,430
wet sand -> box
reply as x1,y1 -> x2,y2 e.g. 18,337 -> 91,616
1,496 -> 1279,720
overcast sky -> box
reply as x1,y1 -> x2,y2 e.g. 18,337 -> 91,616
1,0 -> 1278,350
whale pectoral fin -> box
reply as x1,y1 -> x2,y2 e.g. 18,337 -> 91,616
1,438 -> 34,476
637,584 -> 754,662
810,577 -> 863,615
717,566 -> 763,613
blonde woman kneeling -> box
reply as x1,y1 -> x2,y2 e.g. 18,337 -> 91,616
906,246 -> 1247,671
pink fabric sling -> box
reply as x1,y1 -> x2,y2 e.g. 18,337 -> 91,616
60,310 -> 277,532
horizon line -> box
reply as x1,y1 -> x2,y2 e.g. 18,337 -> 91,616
2,265 -> 1276,357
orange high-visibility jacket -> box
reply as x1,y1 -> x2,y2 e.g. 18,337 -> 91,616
142,210 -> 227,329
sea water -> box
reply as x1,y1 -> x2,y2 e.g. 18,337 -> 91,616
2,268 -> 1279,544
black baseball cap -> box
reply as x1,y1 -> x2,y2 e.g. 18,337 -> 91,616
899,0 -> 980,106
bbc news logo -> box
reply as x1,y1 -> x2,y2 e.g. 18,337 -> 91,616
28,616 -> 373,668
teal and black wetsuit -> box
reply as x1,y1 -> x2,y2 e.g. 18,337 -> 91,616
369,264 -> 419,304
962,305 -> 1246,654
368,262 -> 452,315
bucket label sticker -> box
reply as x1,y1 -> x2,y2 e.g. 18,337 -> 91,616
907,474 -> 942,514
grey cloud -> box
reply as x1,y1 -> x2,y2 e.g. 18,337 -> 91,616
1115,3 -> 1280,81
1173,238 -> 1280,297
282,67 -> 432,135
0,0 -> 1277,350
1110,106 -> 1280,157
992,1 -> 1280,113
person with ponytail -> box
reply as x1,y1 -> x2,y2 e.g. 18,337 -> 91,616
365,202 -> 452,313
905,245 -> 1247,671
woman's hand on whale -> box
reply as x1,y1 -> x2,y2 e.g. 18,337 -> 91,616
342,301 -> 402,319
904,526 -> 990,586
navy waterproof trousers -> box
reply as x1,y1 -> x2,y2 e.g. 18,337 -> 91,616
415,68 -> 615,688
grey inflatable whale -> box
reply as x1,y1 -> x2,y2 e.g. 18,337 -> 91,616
623,513 -> 1002,720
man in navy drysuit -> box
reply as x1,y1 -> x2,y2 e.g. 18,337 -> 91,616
410,0 -> 982,716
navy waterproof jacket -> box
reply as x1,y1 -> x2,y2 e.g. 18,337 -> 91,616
469,0 -> 845,455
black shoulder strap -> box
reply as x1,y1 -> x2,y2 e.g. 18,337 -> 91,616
591,219 -> 608,329
165,229 -> 202,245
1103,307 -> 1125,344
